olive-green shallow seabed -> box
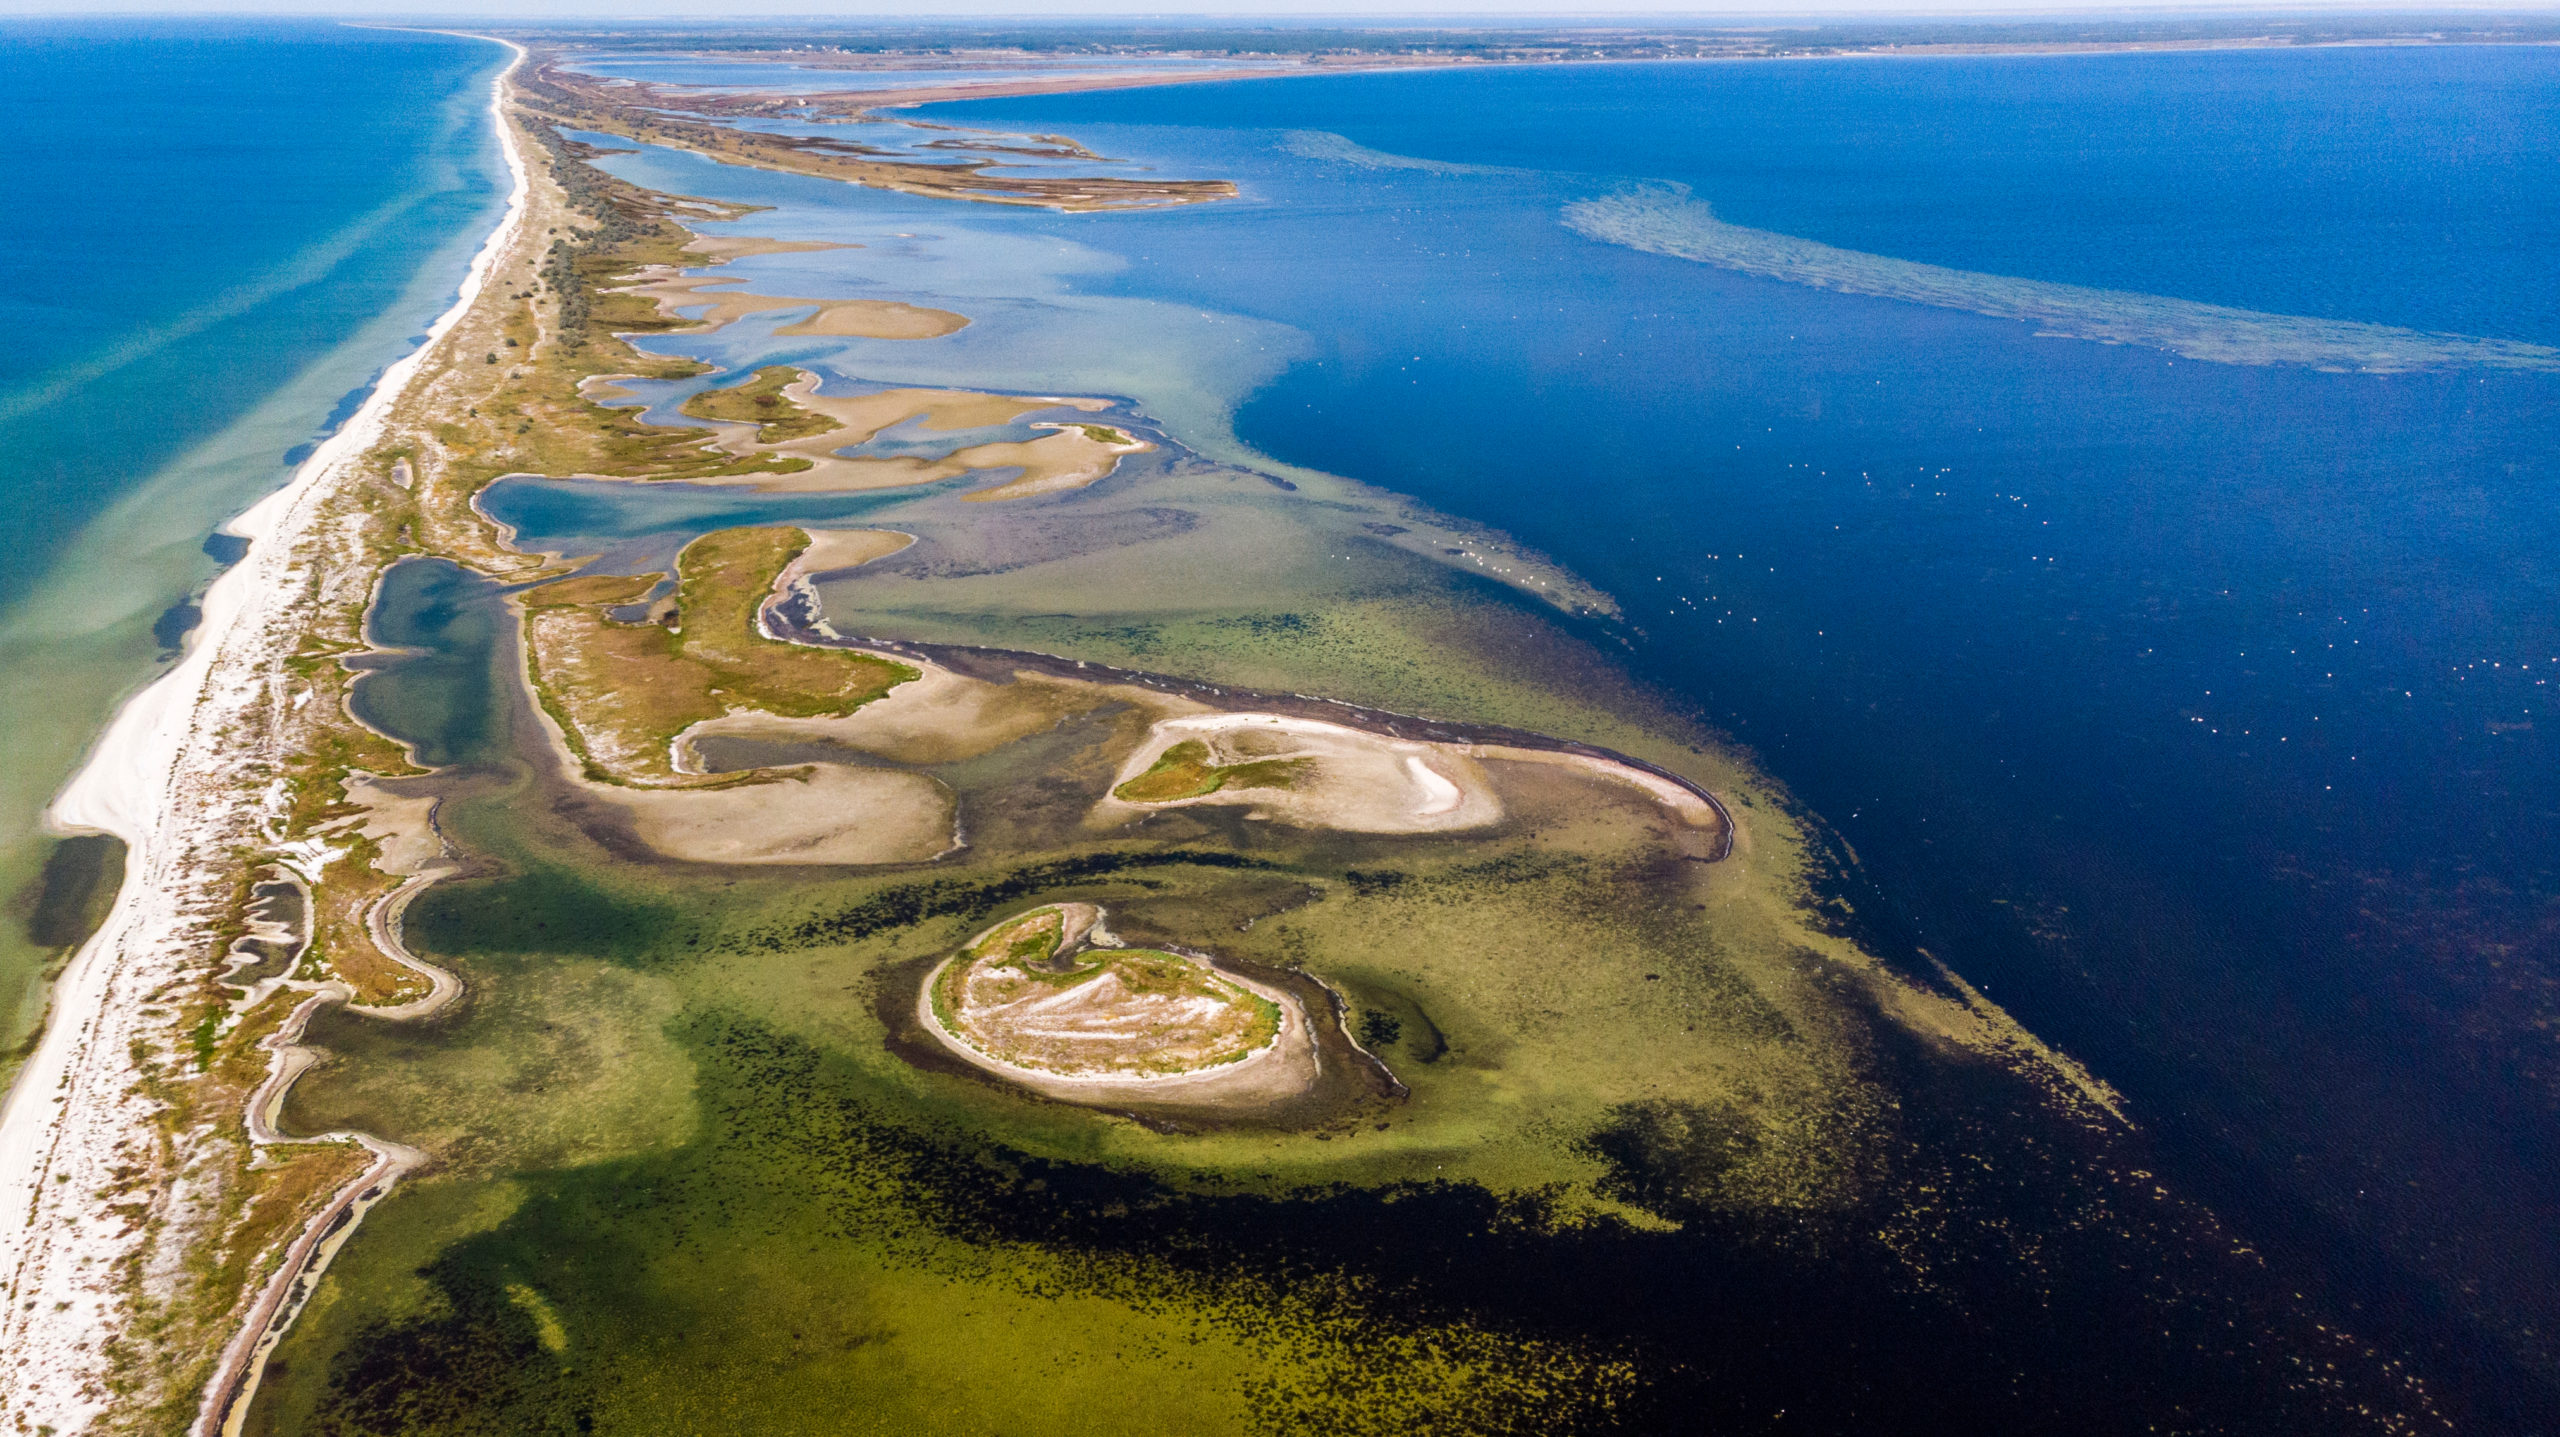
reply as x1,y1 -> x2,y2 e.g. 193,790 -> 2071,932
237,82 -> 2425,1437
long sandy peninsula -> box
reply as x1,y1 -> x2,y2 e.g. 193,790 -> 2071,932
0,41 -> 530,1433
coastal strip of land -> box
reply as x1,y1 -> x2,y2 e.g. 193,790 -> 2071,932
517,59 -> 1243,211
0,41 -> 532,1433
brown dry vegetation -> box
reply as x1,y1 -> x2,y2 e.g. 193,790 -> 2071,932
523,526 -> 914,784
297,839 -> 427,1009
679,365 -> 843,443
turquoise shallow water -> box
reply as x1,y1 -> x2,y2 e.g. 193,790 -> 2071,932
568,46 -> 2560,1423
0,20 -> 507,1055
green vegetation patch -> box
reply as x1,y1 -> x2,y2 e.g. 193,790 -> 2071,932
1113,740 -> 1308,804
678,365 -> 842,443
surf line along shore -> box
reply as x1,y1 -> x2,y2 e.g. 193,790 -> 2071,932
0,38 -> 528,1436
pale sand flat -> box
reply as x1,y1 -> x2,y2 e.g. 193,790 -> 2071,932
715,417 -> 1148,496
680,235 -> 859,259
683,659 -> 1110,767
1099,712 -> 1505,835
773,527 -> 915,590
624,274 -> 966,339
792,382 -> 1112,440
775,299 -> 966,338
335,776 -> 449,877
602,764 -> 956,866
959,424 -> 1153,501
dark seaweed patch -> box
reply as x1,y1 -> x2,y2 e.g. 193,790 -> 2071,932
302,1279 -> 592,1437
409,865 -> 692,966
724,849 -> 1277,955
1582,1098 -> 1766,1222
20,833 -> 125,951
299,1012 -> 2427,1435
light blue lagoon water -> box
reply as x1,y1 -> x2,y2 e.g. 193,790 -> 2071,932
578,46 -> 2560,1424
0,20 -> 508,1053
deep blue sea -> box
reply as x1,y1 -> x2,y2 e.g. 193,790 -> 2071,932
920,50 -> 2560,1424
0,21 -> 506,1043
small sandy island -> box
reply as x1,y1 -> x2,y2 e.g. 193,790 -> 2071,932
1101,713 -> 1503,834
919,903 -> 1317,1107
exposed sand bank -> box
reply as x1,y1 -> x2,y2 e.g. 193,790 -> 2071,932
1100,712 -> 1504,834
680,234 -> 857,260
771,526 -> 916,591
598,763 -> 958,866
684,657 -> 1118,768
624,273 -> 967,339
682,372 -> 1144,495
1463,743 -> 1726,829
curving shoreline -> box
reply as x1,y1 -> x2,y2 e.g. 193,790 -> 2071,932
191,857 -> 466,1437
0,38 -> 530,1433
762,588 -> 1739,862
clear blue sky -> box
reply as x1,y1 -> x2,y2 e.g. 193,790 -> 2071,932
2,2 -> 2550,18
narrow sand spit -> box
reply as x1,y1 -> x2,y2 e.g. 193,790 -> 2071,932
623,272 -> 967,339
0,42 -> 529,1435
1098,713 -> 1734,837
195,810 -> 465,1436
1461,743 -> 1726,828
679,234 -> 857,260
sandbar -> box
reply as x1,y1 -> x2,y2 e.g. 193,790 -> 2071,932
1101,712 -> 1504,834
624,273 -> 967,339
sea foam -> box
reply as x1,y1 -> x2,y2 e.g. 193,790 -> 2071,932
1277,129 -> 1509,176
1564,182 -> 2560,374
